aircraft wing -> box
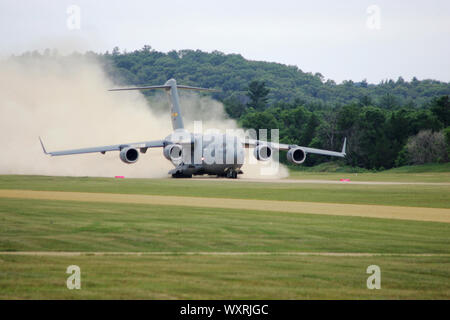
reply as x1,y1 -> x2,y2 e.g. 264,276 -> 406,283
39,137 -> 165,156
243,137 -> 347,158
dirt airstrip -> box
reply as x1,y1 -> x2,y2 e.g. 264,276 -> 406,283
0,189 -> 449,223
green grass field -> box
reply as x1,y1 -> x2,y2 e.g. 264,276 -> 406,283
0,174 -> 449,208
0,169 -> 449,299
2,255 -> 448,299
288,162 -> 450,182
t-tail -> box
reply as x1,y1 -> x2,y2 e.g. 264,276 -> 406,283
109,79 -> 219,130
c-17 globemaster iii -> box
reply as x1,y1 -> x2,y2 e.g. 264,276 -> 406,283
40,79 -> 346,178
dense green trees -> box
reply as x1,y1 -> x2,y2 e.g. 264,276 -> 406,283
14,47 -> 450,169
246,81 -> 270,111
236,82 -> 449,169
98,46 -> 450,109
430,96 -> 450,127
97,46 -> 449,169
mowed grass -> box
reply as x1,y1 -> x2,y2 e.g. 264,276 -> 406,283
289,171 -> 450,183
1,254 -> 449,299
0,175 -> 449,208
289,162 -> 450,183
0,198 -> 449,253
0,197 -> 449,299
0,174 -> 449,299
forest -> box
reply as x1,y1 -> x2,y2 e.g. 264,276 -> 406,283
18,46 -> 450,169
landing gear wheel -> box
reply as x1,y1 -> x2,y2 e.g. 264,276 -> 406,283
226,170 -> 238,179
172,173 -> 192,178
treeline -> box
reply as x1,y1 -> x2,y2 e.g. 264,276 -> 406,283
237,86 -> 449,169
99,46 -> 450,109
14,47 -> 450,169
96,46 -> 449,169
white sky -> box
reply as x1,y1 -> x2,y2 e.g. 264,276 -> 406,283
1,0 -> 449,84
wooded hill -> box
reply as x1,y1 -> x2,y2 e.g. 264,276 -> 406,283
14,47 -> 450,170
101,46 -> 450,109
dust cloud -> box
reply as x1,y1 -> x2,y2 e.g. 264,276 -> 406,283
0,54 -> 288,179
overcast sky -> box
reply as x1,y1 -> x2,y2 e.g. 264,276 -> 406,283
1,0 -> 449,84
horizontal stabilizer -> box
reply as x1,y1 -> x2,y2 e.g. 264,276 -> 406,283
109,79 -> 219,130
109,85 -> 220,92
176,85 -> 220,92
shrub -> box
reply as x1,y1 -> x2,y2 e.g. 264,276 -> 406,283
405,130 -> 448,164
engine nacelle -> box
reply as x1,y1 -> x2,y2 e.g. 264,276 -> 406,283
120,147 -> 139,164
253,145 -> 272,161
287,147 -> 306,164
163,144 -> 183,162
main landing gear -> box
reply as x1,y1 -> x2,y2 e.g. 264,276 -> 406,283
224,168 -> 242,179
171,172 -> 192,178
227,170 -> 238,179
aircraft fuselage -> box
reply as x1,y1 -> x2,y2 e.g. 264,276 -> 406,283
165,132 -> 245,178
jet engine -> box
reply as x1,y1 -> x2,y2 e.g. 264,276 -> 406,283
119,147 -> 139,164
253,145 -> 272,161
163,144 -> 183,161
287,147 -> 306,164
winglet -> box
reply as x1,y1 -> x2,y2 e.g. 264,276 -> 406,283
39,137 -> 49,155
341,138 -> 347,156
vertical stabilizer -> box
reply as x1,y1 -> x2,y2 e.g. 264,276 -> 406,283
164,79 -> 184,130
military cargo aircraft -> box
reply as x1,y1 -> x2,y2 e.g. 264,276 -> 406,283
40,79 -> 346,178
